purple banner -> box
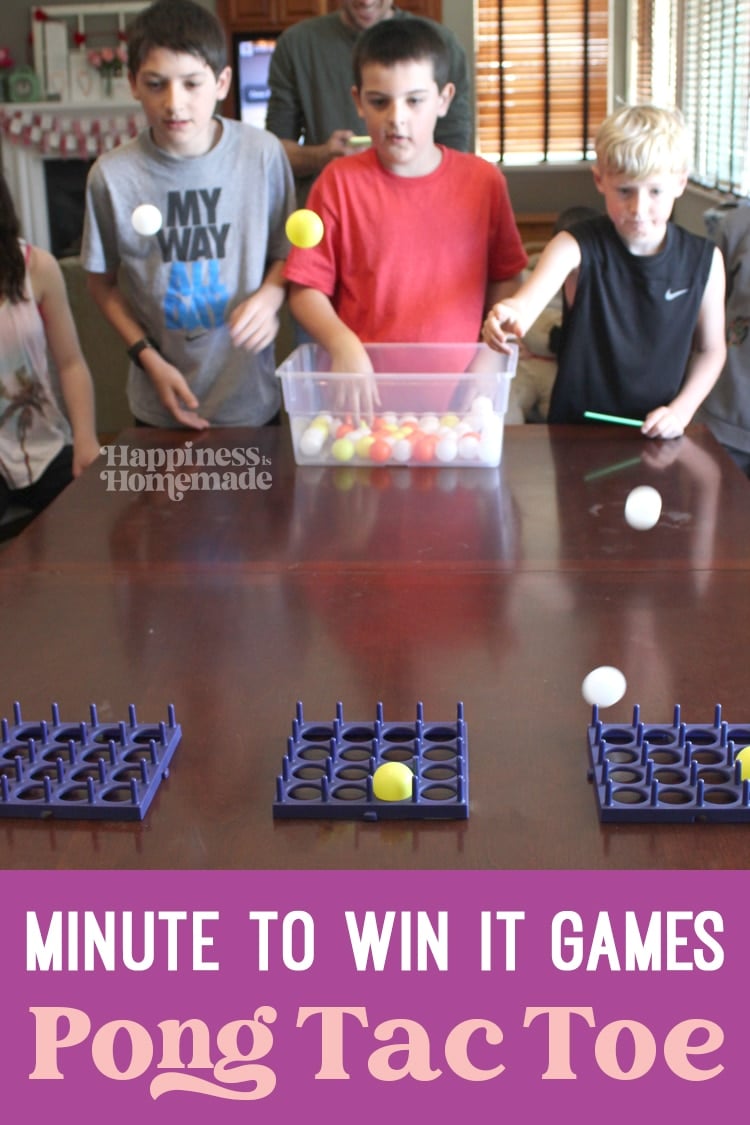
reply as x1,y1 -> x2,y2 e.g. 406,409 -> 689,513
0,869 -> 745,1122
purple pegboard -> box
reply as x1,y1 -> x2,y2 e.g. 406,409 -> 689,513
274,701 -> 469,821
587,703 -> 750,823
0,702 -> 181,821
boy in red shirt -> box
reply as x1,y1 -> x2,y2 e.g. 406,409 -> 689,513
284,17 -> 527,375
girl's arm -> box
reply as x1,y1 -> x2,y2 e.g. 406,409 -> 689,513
30,247 -> 100,475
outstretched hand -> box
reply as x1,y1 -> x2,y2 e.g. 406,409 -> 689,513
482,302 -> 524,354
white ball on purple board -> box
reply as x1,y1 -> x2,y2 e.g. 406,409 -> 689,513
582,666 -> 627,708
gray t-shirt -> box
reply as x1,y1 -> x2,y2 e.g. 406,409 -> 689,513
82,118 -> 295,426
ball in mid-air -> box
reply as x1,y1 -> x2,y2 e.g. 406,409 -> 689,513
582,665 -> 627,708
285,209 -> 325,249
131,203 -> 163,237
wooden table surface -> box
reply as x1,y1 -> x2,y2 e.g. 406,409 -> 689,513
1,422 -> 749,870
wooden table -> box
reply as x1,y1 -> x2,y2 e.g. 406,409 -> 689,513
1,423 -> 749,870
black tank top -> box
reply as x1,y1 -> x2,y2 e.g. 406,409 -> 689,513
549,215 -> 715,423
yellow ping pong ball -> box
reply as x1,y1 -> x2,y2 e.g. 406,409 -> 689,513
372,761 -> 414,801
285,208 -> 324,249
736,746 -> 750,780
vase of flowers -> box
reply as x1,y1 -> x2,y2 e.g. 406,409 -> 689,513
87,45 -> 127,98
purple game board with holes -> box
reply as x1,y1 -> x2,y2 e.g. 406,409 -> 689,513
274,701 -> 468,820
587,703 -> 750,822
0,702 -> 181,821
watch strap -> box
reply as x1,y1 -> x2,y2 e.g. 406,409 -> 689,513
127,337 -> 158,368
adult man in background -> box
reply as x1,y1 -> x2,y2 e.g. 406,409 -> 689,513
266,1 -> 472,203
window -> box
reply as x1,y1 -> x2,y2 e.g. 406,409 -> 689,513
475,0 -> 610,163
630,0 -> 750,195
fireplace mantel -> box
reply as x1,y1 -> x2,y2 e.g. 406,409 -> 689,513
1,101 -> 145,252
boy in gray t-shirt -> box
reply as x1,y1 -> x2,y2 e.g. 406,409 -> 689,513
82,0 -> 295,429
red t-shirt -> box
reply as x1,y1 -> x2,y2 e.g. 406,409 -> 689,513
284,146 -> 528,344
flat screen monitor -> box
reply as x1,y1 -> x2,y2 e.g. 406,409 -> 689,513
232,33 -> 277,129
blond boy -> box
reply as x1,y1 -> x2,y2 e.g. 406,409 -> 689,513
483,105 -> 726,438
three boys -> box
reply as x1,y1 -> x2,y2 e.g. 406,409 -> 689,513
83,2 -> 725,441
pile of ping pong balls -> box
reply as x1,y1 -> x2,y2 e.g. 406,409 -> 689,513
624,485 -> 662,531
286,208 -> 325,249
581,666 -> 627,708
131,204 -> 163,237
296,397 -> 503,466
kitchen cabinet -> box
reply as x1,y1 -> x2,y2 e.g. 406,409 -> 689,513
218,1 -> 442,33
218,1 -> 325,29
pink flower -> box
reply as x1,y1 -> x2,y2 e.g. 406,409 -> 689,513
87,46 -> 123,76
0,47 -> 14,70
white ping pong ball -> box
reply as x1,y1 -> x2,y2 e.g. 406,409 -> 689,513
624,485 -> 662,531
582,666 -> 627,708
131,204 -> 163,236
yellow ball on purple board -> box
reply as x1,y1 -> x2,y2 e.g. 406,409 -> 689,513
285,208 -> 325,249
372,761 -> 414,801
736,746 -> 750,780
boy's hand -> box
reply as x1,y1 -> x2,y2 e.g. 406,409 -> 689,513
228,290 -> 281,353
327,129 -> 356,158
641,405 -> 687,440
482,302 -> 524,353
144,353 -> 209,431
329,337 -> 379,423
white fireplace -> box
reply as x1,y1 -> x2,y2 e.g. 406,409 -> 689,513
1,101 -> 144,254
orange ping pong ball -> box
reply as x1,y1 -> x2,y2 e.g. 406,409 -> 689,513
285,209 -> 324,249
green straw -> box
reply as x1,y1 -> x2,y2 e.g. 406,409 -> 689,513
584,410 -> 644,428
584,455 -> 642,482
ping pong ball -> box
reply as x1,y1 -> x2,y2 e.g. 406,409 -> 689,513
285,208 -> 324,249
131,203 -> 163,236
372,761 -> 413,801
582,665 -> 627,708
331,436 -> 355,462
736,747 -> 750,780
624,485 -> 662,531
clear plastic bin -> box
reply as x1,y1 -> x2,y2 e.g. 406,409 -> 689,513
276,342 -> 518,468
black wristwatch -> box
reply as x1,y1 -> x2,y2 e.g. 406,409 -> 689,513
127,337 -> 158,368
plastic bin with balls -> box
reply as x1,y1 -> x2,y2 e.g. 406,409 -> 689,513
276,342 -> 518,467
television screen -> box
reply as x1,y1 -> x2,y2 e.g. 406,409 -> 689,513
233,35 -> 277,129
